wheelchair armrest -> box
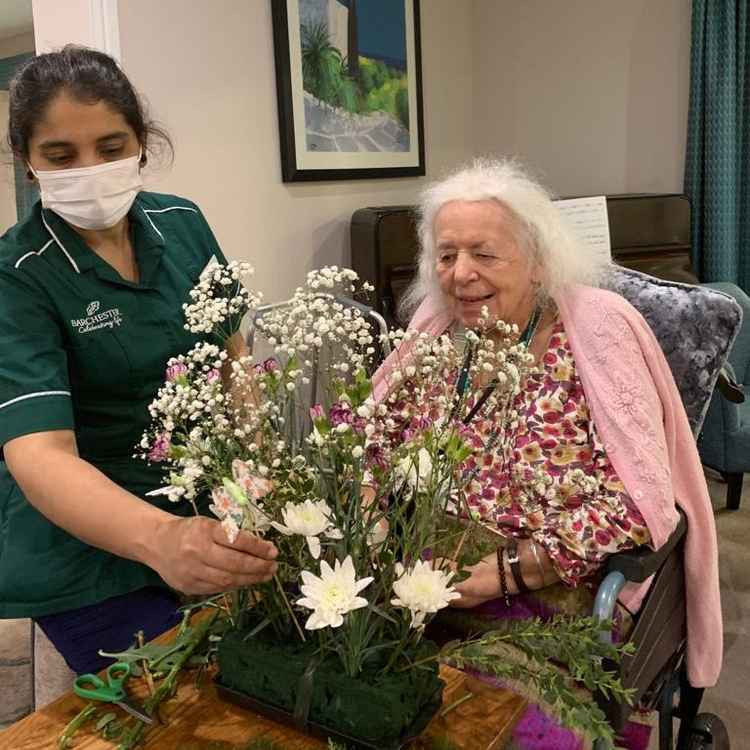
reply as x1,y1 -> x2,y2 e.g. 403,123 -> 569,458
604,508 -> 687,583
716,366 -> 745,404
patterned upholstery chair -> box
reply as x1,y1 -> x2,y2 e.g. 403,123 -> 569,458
696,282 -> 750,510
604,268 -> 742,436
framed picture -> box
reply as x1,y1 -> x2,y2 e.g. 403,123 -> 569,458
271,0 -> 425,182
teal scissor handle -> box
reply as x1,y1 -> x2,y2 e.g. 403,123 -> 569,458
74,661 -> 131,703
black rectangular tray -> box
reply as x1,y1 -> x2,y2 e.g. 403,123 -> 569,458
214,676 -> 441,750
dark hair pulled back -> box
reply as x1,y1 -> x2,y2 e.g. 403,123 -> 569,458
7,45 -> 173,164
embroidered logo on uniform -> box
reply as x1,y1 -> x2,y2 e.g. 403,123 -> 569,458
71,303 -> 123,334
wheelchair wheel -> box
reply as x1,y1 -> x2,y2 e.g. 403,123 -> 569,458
683,713 -> 730,750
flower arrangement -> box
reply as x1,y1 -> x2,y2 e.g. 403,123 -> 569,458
140,265 -> 532,658
128,264 -> 635,749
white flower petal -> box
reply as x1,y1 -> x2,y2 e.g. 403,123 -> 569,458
270,521 -> 294,536
306,536 -> 321,559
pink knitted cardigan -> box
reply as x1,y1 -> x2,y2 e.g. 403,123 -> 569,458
372,285 -> 722,688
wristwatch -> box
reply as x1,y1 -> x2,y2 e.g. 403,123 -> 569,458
505,541 -> 530,593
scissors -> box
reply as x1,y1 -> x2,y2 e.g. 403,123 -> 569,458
73,661 -> 153,724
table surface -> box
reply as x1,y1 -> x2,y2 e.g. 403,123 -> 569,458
1,621 -> 527,750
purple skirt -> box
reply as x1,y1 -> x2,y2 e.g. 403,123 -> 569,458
34,586 -> 181,675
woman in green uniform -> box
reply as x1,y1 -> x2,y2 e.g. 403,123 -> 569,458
0,46 -> 277,674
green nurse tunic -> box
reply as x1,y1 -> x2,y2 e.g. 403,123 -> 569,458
0,192 -> 229,618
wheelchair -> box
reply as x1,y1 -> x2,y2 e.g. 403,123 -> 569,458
590,267 -> 741,750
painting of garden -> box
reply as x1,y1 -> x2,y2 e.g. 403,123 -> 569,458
298,0 -> 410,153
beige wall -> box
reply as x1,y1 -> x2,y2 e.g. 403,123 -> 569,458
32,0 -> 90,53
118,0 -> 474,302
472,0 -> 691,197
0,92 -> 18,233
0,31 -> 34,58
27,0 -> 691,292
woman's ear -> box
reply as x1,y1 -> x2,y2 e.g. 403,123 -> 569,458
530,261 -> 544,287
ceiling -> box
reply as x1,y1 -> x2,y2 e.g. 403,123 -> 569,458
0,0 -> 33,42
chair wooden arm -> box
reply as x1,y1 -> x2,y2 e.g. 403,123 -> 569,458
604,508 -> 687,583
715,367 -> 745,404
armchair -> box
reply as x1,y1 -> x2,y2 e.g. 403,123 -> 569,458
696,283 -> 750,510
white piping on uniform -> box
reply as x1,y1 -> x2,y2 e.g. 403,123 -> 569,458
40,212 -> 81,274
142,205 -> 198,242
0,390 -> 71,412
144,206 -> 198,214
14,239 -> 54,269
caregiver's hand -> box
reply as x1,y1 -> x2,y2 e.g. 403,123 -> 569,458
148,516 -> 278,595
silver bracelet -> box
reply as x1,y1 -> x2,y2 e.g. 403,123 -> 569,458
529,540 -> 546,585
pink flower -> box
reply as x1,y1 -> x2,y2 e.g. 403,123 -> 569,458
148,432 -> 171,462
329,403 -> 353,427
206,368 -> 221,384
262,358 -> 279,373
310,404 -> 324,421
210,487 -> 237,516
232,459 -> 273,500
165,363 -> 188,382
365,442 -> 387,469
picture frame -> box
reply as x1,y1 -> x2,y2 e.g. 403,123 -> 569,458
271,0 -> 425,182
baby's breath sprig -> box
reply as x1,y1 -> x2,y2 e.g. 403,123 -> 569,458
183,260 -> 261,337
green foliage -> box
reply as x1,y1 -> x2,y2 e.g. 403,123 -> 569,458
358,56 -> 390,92
395,84 -> 410,129
438,616 -> 636,750
299,37 -> 409,124
57,703 -> 97,749
301,22 -> 343,105
300,23 -> 360,113
359,56 -> 409,127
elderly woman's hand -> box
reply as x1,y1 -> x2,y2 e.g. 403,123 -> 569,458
450,540 -> 559,608
450,552 -> 502,608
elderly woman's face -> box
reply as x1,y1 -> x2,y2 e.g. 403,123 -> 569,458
434,200 -> 540,329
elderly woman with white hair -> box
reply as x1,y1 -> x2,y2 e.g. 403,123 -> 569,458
372,158 -> 722,749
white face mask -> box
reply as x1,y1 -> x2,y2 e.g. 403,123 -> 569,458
29,152 -> 143,230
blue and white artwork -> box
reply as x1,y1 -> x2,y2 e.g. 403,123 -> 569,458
297,0 -> 410,153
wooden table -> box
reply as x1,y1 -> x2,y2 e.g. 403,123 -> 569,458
1,624 -> 527,750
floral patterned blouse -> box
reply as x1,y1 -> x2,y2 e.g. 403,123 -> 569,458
461,319 -> 652,586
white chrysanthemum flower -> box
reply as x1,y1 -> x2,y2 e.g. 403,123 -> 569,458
297,556 -> 373,630
395,448 -> 433,489
391,560 -> 461,628
271,499 -> 342,559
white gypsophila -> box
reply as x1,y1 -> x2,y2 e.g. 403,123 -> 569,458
183,261 -> 262,334
390,560 -> 461,628
145,483 -> 184,504
297,556 -> 373,630
271,499 -> 343,559
255,267 -> 375,380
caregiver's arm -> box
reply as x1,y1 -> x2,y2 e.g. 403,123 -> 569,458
4,430 -> 277,595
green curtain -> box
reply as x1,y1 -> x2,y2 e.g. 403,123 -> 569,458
684,0 -> 749,291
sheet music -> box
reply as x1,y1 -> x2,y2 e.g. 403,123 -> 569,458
554,196 -> 611,261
